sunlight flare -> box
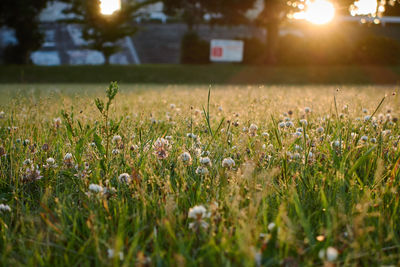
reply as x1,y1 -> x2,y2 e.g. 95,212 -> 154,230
292,0 -> 335,25
100,0 -> 121,15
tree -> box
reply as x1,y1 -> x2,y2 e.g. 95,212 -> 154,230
163,0 -> 257,30
0,0 -> 51,64
62,0 -> 155,64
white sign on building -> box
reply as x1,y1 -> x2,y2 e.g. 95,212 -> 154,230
210,39 -> 244,62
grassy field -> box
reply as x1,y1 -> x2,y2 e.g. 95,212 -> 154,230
2,65 -> 400,84
0,83 -> 400,266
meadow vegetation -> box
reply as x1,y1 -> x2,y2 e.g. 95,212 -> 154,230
0,83 -> 399,266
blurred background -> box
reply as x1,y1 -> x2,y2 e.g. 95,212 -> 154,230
1,0 -> 400,66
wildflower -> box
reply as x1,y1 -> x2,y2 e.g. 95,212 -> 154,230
107,249 -> 124,260
89,184 -> 103,193
300,119 -> 307,126
200,157 -> 212,166
249,124 -> 258,136
180,152 -> 192,164
112,149 -> 120,155
44,157 -> 57,169
22,164 -> 42,183
331,140 -> 340,148
53,118 -> 62,128
362,108 -> 368,114
319,247 -> 339,262
0,204 -> 11,212
296,127 -> 303,133
262,132 -> 269,137
186,133 -> 197,139
293,152 -> 301,160
0,111 -> 4,119
23,139 -> 30,146
382,130 -> 391,136
370,138 -> 377,143
41,143 -> 49,151
188,205 -> 210,230
222,157 -> 235,168
118,173 -> 131,184
64,153 -> 74,167
218,106 -> 223,111
286,121 -> 294,128
364,115 -> 371,122
153,138 -> 170,160
278,122 -> 285,128
268,222 -> 276,231
195,166 -> 209,175
112,135 -> 122,143
304,107 -> 311,113
293,132 -> 302,138
23,159 -> 32,165
360,135 -> 368,142
317,127 -> 324,133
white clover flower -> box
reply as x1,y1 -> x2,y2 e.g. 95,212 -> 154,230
218,106 -> 223,111
331,140 -> 340,148
64,153 -> 73,161
249,124 -> 258,132
46,157 -> 55,165
382,130 -> 391,136
195,166 -> 209,175
296,127 -> 303,133
44,157 -> 57,169
112,135 -> 122,143
118,173 -> 131,184
23,159 -> 32,165
317,127 -> 324,133
89,184 -> 103,193
23,139 -> 30,145
362,108 -> 368,114
188,205 -> 210,230
308,151 -> 313,158
112,149 -> 120,155
200,157 -> 211,166
360,135 -> 368,142
107,249 -> 124,260
285,121 -> 294,128
364,115 -> 371,122
53,117 -> 62,128
293,152 -> 301,160
222,157 -> 235,168
267,222 -> 276,231
278,122 -> 285,128
304,107 -> 311,113
0,204 -> 11,212
319,247 -> 339,262
262,132 -> 269,137
180,152 -> 192,163
170,103 -> 176,109
370,138 -> 377,143
0,111 -> 5,119
186,133 -> 197,139
300,119 -> 308,126
293,132 -> 302,138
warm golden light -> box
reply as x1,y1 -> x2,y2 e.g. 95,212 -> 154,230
100,0 -> 121,15
350,0 -> 378,16
292,0 -> 335,25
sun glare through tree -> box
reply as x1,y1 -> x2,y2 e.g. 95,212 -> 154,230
291,0 -> 336,25
99,0 -> 121,15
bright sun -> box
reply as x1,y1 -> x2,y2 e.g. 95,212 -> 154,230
293,0 -> 336,25
100,0 -> 121,15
